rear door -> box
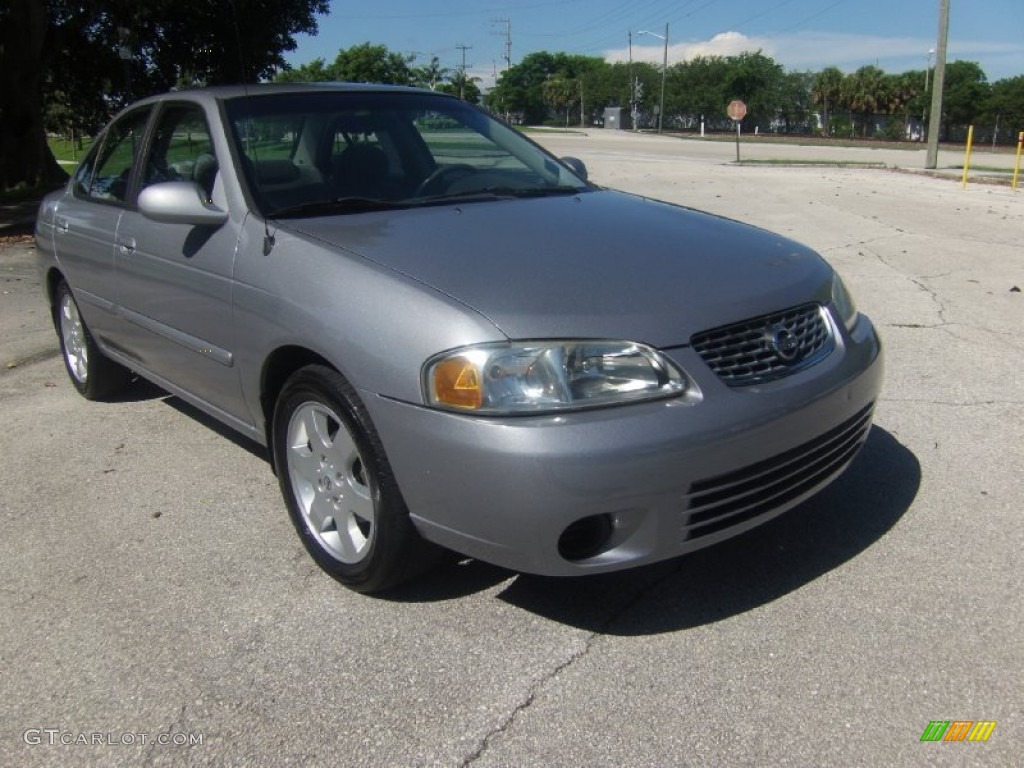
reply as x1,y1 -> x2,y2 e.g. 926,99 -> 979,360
53,107 -> 152,345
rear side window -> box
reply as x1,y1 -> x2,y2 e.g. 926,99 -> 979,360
79,108 -> 152,204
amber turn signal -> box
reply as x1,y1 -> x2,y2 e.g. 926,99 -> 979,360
432,356 -> 484,409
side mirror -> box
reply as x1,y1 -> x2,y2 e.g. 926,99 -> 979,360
138,181 -> 227,227
560,156 -> 588,182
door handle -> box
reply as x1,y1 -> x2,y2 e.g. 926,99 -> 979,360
116,235 -> 136,255
56,217 -> 70,234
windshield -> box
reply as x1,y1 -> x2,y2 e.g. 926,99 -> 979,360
224,90 -> 589,217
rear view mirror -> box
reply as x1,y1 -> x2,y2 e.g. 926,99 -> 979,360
138,181 -> 227,227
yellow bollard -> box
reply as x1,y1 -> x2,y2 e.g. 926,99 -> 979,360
961,125 -> 974,189
1014,131 -> 1023,191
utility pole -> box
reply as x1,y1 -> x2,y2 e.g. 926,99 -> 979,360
491,18 -> 511,70
580,79 -> 585,127
925,0 -> 950,169
659,23 -> 668,134
455,43 -> 472,100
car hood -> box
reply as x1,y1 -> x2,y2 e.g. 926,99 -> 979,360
282,190 -> 832,348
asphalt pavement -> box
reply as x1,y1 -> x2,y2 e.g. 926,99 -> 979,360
1,131 -> 1021,766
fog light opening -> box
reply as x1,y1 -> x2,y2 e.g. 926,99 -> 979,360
558,514 -> 614,562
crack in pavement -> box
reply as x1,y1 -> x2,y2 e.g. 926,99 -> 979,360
459,563 -> 684,766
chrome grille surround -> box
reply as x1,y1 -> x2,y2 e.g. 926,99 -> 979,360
691,303 -> 834,386
682,403 -> 874,541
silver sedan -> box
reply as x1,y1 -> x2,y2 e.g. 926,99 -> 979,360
36,84 -> 882,593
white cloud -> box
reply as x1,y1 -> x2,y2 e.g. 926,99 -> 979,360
604,30 -> 1024,79
606,31 -> 768,66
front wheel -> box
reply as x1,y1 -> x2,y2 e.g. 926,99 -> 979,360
272,365 -> 436,593
53,281 -> 131,400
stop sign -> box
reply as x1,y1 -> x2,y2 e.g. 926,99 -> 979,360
727,100 -> 747,121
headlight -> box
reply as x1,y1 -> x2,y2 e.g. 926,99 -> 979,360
425,340 -> 687,414
831,271 -> 858,331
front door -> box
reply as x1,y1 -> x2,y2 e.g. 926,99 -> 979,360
113,102 -> 248,423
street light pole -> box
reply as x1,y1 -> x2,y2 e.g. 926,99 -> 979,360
638,25 -> 669,134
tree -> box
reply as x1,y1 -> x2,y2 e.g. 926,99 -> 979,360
720,51 -> 785,131
886,71 -> 922,137
983,75 -> 1024,141
842,65 -> 889,136
811,67 -> 845,135
942,60 -> 989,132
274,57 -> 333,83
542,75 -> 577,128
412,56 -> 450,92
1,0 -> 328,191
486,52 -> 605,124
275,43 -> 415,86
669,56 -> 729,126
328,43 -> 414,85
440,69 -> 482,104
775,71 -> 814,133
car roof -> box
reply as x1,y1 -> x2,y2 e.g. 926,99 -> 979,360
126,82 -> 449,109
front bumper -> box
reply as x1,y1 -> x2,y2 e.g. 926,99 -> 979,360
365,315 -> 883,577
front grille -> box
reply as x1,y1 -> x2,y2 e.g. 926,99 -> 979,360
682,403 -> 874,541
691,303 -> 833,386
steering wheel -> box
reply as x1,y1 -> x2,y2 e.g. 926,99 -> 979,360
414,164 -> 476,197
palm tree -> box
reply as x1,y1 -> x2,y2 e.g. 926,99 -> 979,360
887,72 -> 921,138
413,56 -> 450,91
843,65 -> 889,137
811,67 -> 844,135
543,75 -> 577,128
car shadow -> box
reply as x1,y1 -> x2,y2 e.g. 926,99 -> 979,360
94,374 -> 167,403
389,427 -> 919,635
118,377 -> 269,462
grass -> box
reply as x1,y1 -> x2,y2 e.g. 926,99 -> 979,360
950,164 -> 1014,173
48,136 -> 94,164
518,126 -> 586,135
736,159 -> 888,168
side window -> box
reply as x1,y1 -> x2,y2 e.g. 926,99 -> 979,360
86,108 -> 152,203
142,105 -> 218,200
71,144 -> 101,198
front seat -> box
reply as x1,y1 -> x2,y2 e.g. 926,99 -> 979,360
330,144 -> 389,199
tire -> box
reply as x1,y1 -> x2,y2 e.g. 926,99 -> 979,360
272,365 -> 436,593
53,281 -> 131,400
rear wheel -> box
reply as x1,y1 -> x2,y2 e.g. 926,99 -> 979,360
272,365 -> 436,593
54,281 -> 131,400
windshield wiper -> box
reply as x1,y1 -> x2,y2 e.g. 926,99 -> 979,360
268,197 -> 409,219
488,185 -> 582,198
417,186 -> 583,205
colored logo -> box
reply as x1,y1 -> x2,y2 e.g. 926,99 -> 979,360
920,721 -> 997,742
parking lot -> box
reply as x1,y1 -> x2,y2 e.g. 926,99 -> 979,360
1,130 -> 1021,766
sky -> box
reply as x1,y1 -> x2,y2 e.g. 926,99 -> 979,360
284,0 -> 1024,88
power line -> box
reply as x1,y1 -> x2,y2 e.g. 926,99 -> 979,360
491,17 -> 512,69
455,43 -> 473,99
